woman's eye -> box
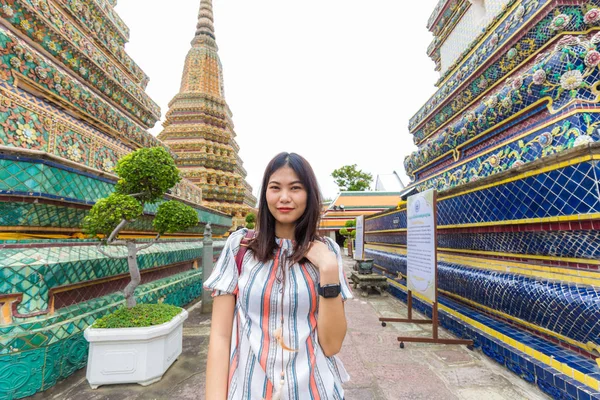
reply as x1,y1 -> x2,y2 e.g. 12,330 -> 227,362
292,186 -> 302,191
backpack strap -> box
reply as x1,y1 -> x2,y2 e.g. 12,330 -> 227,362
235,229 -> 255,276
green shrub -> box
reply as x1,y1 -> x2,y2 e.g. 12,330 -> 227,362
245,212 -> 256,224
114,147 -> 181,203
153,200 -> 198,234
93,303 -> 183,329
83,193 -> 143,238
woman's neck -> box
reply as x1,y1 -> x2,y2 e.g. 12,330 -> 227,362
275,223 -> 295,240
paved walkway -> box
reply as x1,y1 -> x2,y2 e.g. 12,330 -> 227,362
31,256 -> 549,399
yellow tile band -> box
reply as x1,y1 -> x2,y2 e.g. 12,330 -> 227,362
365,243 -> 600,285
387,280 -> 600,391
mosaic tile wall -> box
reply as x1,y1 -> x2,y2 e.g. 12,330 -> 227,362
368,156 -> 600,231
365,247 -> 600,349
367,1 -> 600,397
368,229 -> 600,261
386,281 -> 600,400
0,156 -> 231,233
406,31 -> 600,178
0,241 -> 225,316
440,0 -> 511,73
0,2 -> 235,398
0,267 -> 210,400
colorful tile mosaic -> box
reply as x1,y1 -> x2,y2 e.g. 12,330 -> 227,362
0,1 -> 234,398
368,229 -> 600,261
0,241 -> 225,315
386,281 -> 600,400
368,0 -> 600,397
411,0 -> 551,135
0,268 -> 206,400
406,31 -> 600,176
0,156 -> 227,227
440,0 -> 512,73
0,0 -> 159,125
0,31 -> 162,149
55,0 -> 148,87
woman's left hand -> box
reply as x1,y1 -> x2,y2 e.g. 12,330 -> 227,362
305,240 -> 338,272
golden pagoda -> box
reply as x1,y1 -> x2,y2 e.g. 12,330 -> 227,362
158,0 -> 256,227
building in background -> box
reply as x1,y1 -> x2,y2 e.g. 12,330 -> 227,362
0,1 -> 230,397
366,1 -> 600,398
158,0 -> 256,229
319,191 -> 401,246
374,171 -> 405,192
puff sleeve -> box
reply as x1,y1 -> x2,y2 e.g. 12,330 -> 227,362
203,229 -> 247,297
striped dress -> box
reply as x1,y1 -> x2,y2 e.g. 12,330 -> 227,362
204,228 -> 353,400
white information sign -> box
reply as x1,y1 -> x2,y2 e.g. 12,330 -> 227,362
353,216 -> 364,260
407,189 -> 437,302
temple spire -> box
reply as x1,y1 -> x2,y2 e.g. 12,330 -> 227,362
195,0 -> 215,39
158,0 -> 257,229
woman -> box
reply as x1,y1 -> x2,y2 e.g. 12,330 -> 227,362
204,152 -> 353,400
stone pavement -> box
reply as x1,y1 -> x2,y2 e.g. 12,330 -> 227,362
30,255 -> 549,400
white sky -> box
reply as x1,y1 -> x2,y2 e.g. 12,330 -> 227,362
115,0 -> 440,201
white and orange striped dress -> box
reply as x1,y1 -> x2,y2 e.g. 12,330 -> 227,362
204,228 -> 353,400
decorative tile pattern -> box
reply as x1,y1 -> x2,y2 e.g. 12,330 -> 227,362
406,32 -> 600,175
440,0 -> 512,73
368,230 -> 600,260
411,0 -> 552,135
0,269 -> 205,400
0,156 -> 229,228
0,240 -> 226,315
157,1 -> 256,227
386,282 -> 600,399
437,161 -> 600,225
368,250 -> 600,355
0,0 -> 159,125
0,30 -> 161,148
55,0 -> 147,86
367,159 -> 600,231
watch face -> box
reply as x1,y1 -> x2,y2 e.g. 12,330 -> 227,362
323,285 -> 340,298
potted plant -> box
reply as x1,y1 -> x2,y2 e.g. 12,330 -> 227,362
245,212 -> 256,229
82,147 -> 199,389
339,220 -> 356,258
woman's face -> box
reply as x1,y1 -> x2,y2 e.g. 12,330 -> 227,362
266,165 -> 307,229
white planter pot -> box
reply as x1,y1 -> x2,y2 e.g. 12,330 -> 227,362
344,248 -> 348,256
84,309 -> 188,389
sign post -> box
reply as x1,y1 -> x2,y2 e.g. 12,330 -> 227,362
379,189 -> 472,348
353,215 -> 365,260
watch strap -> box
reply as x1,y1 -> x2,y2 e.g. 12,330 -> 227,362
318,283 -> 341,298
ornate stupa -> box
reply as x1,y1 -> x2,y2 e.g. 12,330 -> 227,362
159,0 -> 256,228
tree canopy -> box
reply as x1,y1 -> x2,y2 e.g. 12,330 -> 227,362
331,164 -> 372,191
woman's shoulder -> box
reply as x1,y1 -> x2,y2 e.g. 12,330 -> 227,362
224,228 -> 252,249
321,236 -> 341,253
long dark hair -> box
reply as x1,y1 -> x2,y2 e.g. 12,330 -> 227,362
248,152 -> 322,264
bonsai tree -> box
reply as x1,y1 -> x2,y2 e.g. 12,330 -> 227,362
339,220 -> 356,257
245,212 -> 256,229
83,147 -> 199,308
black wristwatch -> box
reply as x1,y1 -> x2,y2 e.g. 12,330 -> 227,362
318,283 -> 341,298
